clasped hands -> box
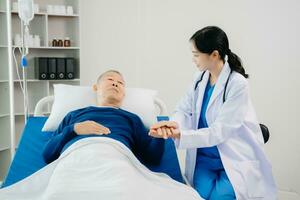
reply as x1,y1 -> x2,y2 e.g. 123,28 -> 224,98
149,121 -> 181,139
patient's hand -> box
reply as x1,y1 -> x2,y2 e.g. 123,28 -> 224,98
74,120 -> 111,135
149,121 -> 180,139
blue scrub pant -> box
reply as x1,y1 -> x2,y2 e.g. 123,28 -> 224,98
193,166 -> 236,200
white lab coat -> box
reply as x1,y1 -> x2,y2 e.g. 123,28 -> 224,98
171,62 -> 277,200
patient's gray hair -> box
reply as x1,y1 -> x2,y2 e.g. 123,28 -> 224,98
97,70 -> 124,83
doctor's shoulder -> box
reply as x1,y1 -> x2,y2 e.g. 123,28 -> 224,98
226,71 -> 249,95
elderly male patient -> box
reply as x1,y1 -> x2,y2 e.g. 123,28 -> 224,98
43,70 -> 165,165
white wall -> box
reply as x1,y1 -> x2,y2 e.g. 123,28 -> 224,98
80,0 -> 300,197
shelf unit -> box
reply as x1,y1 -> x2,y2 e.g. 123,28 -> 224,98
0,0 -> 80,184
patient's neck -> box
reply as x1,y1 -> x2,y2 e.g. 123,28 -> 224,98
97,100 -> 121,108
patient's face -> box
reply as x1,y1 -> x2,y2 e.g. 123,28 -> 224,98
96,72 -> 125,106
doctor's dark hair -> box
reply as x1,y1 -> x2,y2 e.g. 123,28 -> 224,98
190,26 -> 249,78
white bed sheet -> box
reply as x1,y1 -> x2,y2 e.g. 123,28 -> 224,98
0,137 -> 201,200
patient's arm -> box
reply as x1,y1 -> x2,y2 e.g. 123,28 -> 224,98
133,117 -> 165,165
42,112 -> 77,164
43,112 -> 110,164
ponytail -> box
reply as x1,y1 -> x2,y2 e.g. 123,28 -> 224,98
227,49 -> 249,78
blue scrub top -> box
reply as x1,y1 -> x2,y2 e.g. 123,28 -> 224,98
196,81 -> 224,170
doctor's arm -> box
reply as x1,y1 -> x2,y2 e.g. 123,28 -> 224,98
175,82 -> 249,149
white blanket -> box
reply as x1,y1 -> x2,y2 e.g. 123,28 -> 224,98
0,137 -> 202,200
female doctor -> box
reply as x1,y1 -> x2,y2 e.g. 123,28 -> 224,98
149,26 -> 277,200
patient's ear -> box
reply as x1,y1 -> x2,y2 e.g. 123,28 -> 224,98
92,84 -> 97,92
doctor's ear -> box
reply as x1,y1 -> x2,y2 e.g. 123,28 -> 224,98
210,50 -> 220,59
92,84 -> 97,92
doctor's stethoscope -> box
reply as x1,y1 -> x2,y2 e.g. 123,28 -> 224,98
194,68 -> 233,104
193,63 -> 270,143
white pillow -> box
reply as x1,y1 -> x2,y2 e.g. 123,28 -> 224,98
42,84 -> 158,132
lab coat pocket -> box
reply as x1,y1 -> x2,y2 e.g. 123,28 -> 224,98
238,160 -> 265,198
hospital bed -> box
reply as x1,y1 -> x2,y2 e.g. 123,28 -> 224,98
1,96 -> 185,188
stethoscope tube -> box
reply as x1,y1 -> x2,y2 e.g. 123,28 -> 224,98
194,69 -> 233,103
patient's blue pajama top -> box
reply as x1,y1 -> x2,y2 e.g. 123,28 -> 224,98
42,107 -> 165,165
193,82 -> 236,200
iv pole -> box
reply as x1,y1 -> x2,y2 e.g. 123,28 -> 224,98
18,0 -> 34,124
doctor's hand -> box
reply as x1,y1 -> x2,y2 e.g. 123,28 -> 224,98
74,120 -> 111,135
149,121 -> 181,139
